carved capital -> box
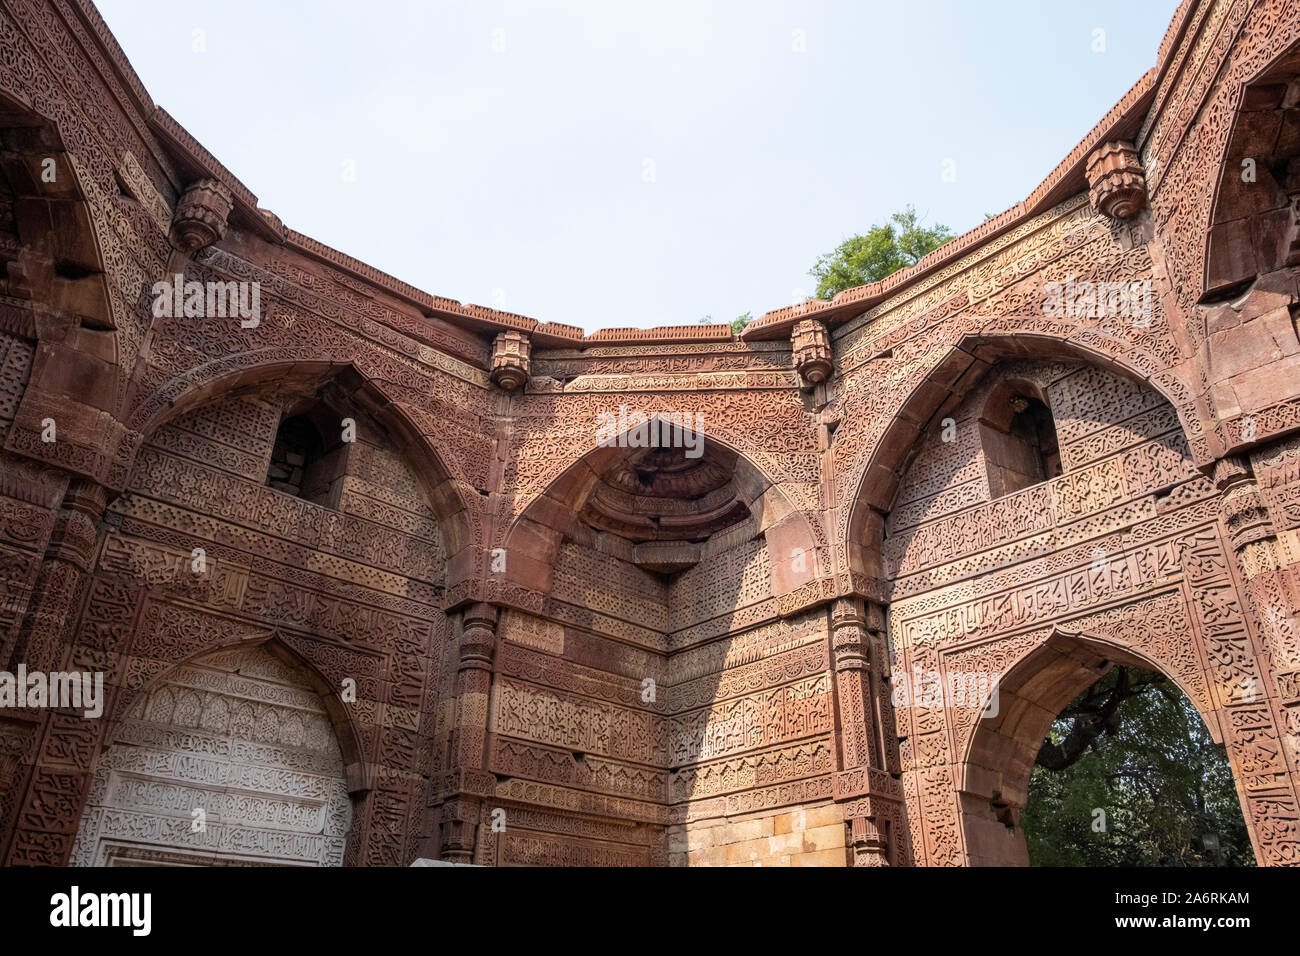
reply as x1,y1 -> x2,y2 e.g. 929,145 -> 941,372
831,597 -> 866,660
490,330 -> 531,392
46,478 -> 106,570
1212,454 -> 1253,492
168,178 -> 234,254
459,603 -> 499,669
791,318 -> 833,385
848,814 -> 890,866
1224,490 -> 1276,556
1208,454 -> 1275,553
438,796 -> 481,863
1085,141 -> 1147,220
830,595 -> 865,629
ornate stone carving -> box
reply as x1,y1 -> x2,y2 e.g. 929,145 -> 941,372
168,179 -> 234,254
849,813 -> 889,866
791,318 -> 833,384
3,0 -> 1300,870
1085,141 -> 1147,220
490,330 -> 532,391
70,643 -> 351,866
1215,455 -> 1277,554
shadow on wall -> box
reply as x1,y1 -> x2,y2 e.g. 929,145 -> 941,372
61,366 -> 452,866
491,423 -> 837,866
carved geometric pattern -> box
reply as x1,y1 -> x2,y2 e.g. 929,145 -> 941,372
71,643 -> 351,866
1,0 -> 1299,869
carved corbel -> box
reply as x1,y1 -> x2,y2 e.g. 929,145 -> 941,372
490,330 -> 531,392
1085,141 -> 1147,220
791,318 -> 833,386
168,178 -> 234,255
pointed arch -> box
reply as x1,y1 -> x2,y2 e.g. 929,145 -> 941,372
119,356 -> 480,570
76,634 -> 359,866
1202,37 -> 1300,300
842,332 -> 1201,578
500,419 -> 822,601
106,627 -> 369,793
954,626 -> 1230,867
0,91 -> 118,336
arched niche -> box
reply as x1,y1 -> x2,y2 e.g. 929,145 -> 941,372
72,640 -> 353,866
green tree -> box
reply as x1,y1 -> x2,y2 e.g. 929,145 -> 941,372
698,312 -> 753,333
808,205 -> 954,299
1022,667 -> 1253,866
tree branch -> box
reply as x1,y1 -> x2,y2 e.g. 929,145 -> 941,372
1035,668 -> 1166,771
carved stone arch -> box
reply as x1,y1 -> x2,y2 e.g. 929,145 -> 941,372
0,92 -> 117,333
843,333 -> 1202,579
952,626 -> 1228,867
107,626 -> 370,794
118,356 -> 481,569
500,419 -> 822,603
1202,36 -> 1300,301
0,92 -> 128,481
481,417 -> 833,865
75,632 -> 359,866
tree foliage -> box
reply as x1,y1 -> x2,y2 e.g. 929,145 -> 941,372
698,312 -> 753,333
1022,667 -> 1253,866
808,205 -> 954,299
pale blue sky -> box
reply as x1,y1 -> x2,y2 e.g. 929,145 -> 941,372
97,0 -> 1181,332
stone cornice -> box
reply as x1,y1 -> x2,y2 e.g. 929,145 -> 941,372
66,0 -> 1197,352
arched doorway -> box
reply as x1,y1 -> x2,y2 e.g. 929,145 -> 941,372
71,642 -> 352,866
872,351 -> 1297,865
1022,662 -> 1252,866
958,630 -> 1250,866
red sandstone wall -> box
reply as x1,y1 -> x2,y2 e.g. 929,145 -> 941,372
0,0 -> 1299,866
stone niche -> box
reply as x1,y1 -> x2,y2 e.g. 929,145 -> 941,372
71,643 -> 351,867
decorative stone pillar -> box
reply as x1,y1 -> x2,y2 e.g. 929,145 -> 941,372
1211,455 -> 1300,866
168,179 -> 234,255
438,602 -> 499,863
849,815 -> 889,867
438,797 -> 481,865
1085,141 -> 1147,220
831,597 -> 878,770
1,477 -> 110,865
830,596 -> 901,865
8,477 -> 106,674
490,331 -> 531,392
791,318 -> 833,386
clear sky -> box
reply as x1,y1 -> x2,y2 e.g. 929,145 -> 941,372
97,0 -> 1182,332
